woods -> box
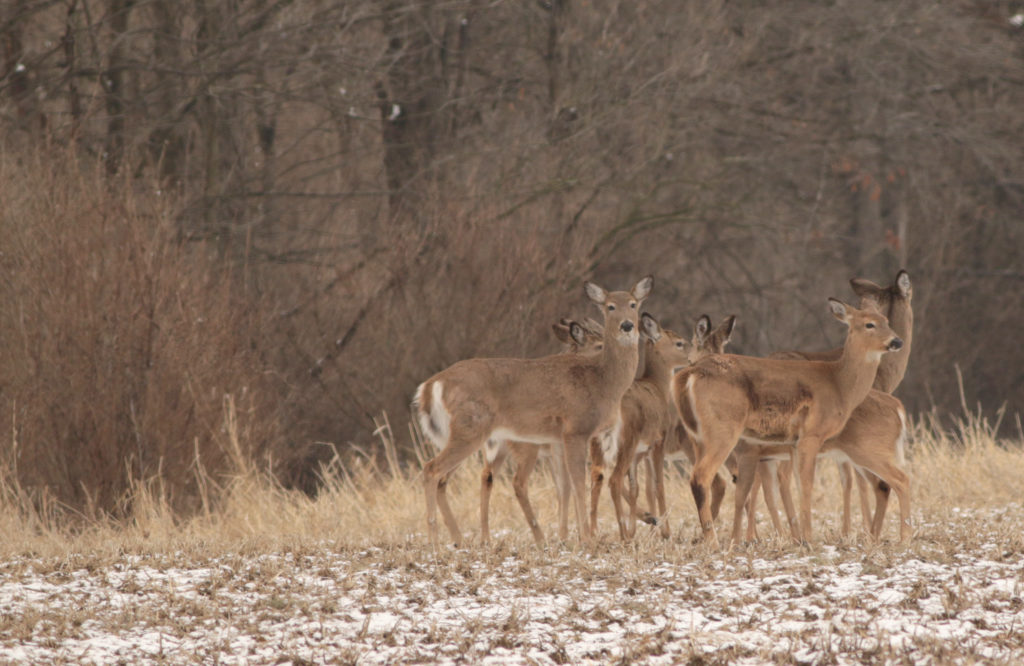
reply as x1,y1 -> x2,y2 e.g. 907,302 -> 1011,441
1,0 -> 1022,513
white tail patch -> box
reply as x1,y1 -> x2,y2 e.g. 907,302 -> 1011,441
895,406 -> 908,467
685,373 -> 702,441
600,419 -> 622,462
484,438 -> 505,464
415,380 -> 451,450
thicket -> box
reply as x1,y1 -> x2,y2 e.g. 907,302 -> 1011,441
1,0 -> 1022,517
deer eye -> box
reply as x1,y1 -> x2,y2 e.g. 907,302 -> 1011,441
675,341 -> 684,348
865,322 -> 876,329
629,302 -> 637,309
607,304 -> 616,311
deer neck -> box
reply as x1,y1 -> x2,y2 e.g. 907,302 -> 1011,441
639,341 -> 673,394
877,298 -> 913,390
600,329 -> 641,395
833,335 -> 884,416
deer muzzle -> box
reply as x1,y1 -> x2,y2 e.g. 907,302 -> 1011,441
887,337 -> 904,351
620,320 -> 634,333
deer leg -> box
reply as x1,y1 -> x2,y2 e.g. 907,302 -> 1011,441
732,449 -> 760,545
480,443 -> 509,546
423,429 -> 487,548
551,443 -> 571,541
641,453 -> 658,526
846,457 -> 910,542
653,439 -> 671,537
710,471 -> 726,524
776,458 -> 800,541
856,469 -> 873,534
794,436 -> 825,542
642,454 -> 656,519
564,433 -> 593,543
608,448 -> 633,541
889,468 -> 912,543
691,426 -> 743,549
625,456 -> 643,538
511,446 -> 544,545
759,460 -> 787,539
869,471 -> 891,539
838,460 -> 854,537
588,437 -> 605,538
744,465 -> 761,542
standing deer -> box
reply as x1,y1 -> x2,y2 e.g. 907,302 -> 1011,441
417,277 -> 653,547
745,270 -> 913,541
672,298 -> 902,547
639,314 -> 737,538
479,319 -> 603,545
738,389 -> 912,543
587,313 -> 693,540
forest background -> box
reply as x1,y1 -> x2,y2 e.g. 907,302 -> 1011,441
1,0 -> 1022,518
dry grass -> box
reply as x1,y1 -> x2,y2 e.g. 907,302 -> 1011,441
0,405 -> 1021,558
0,408 -> 1022,664
0,150 -> 289,518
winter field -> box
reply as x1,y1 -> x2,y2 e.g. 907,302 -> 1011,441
1,412 -> 1022,665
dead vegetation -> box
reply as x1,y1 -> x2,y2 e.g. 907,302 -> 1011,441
0,408 -> 1021,663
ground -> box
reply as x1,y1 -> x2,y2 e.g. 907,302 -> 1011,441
1,505 -> 1022,665
1,418 -> 1022,664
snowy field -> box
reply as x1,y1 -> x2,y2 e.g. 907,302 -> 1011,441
2,506 -> 1022,665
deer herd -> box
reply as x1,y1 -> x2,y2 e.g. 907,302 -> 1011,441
416,270 -> 914,550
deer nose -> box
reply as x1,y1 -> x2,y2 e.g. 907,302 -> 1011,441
620,320 -> 634,333
887,337 -> 904,351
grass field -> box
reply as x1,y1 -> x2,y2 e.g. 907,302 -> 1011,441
1,410 -> 1022,664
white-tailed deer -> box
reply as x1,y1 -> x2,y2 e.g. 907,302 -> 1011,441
639,314 -> 737,538
672,298 -> 902,547
737,389 -> 912,543
479,319 -> 604,545
587,313 -> 693,540
745,270 -> 913,540
417,276 -> 653,547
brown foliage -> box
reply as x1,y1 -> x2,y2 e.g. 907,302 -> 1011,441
0,0 -> 1023,510
0,150 -> 287,517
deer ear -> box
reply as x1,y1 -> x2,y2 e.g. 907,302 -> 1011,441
695,315 -> 711,343
584,281 -> 607,305
631,275 -> 654,301
640,312 -> 662,341
828,298 -> 852,324
895,270 -> 912,298
552,322 -> 571,344
584,317 -> 605,336
717,315 -> 737,343
568,322 -> 588,347
849,277 -> 884,300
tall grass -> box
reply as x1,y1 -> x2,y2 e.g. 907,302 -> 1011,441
0,399 -> 1020,559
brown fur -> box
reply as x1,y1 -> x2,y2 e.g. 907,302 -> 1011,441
741,390 -> 911,542
478,320 -> 603,545
641,315 -> 736,538
747,270 -> 914,542
673,299 -> 902,547
588,314 -> 692,541
419,276 -> 653,547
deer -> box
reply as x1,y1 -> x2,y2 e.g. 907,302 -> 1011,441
417,276 -> 653,548
742,270 -> 914,541
637,314 -> 737,538
735,388 -> 912,543
587,313 -> 693,540
671,297 -> 902,548
478,319 -> 604,545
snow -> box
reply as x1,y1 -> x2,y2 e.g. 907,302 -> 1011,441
1,506 -> 1023,664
